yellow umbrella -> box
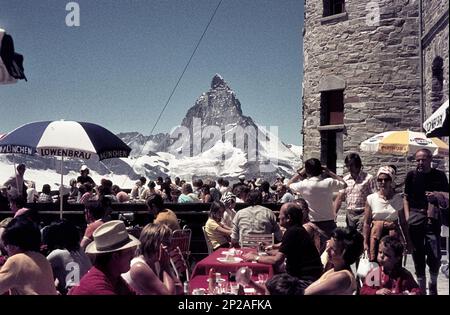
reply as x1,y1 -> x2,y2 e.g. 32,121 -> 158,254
360,130 -> 448,157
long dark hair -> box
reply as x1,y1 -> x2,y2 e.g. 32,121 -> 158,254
331,228 -> 364,268
2,218 -> 41,252
43,219 -> 81,252
209,201 -> 225,222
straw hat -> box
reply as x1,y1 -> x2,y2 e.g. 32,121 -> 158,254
85,220 -> 140,254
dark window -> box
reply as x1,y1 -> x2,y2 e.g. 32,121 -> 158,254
320,90 -> 344,125
320,131 -> 343,173
431,56 -> 443,112
323,0 -> 345,17
320,90 -> 344,173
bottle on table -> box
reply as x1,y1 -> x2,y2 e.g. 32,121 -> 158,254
183,280 -> 189,295
208,268 -> 217,294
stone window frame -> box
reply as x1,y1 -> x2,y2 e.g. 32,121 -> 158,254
320,0 -> 348,24
318,76 -> 346,128
317,75 -> 346,173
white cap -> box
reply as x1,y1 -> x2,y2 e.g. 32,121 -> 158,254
238,175 -> 245,180
80,165 -> 89,171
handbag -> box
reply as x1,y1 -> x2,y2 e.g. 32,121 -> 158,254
356,251 -> 379,278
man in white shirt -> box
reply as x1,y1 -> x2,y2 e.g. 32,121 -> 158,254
288,158 -> 347,253
3,163 -> 27,199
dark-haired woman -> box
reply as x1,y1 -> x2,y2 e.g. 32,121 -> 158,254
305,228 -> 364,295
45,220 -> 92,294
0,218 -> 57,294
204,201 -> 231,250
146,194 -> 180,231
38,184 -> 53,203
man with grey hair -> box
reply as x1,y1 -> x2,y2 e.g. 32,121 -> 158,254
404,148 -> 448,295
231,190 -> 282,247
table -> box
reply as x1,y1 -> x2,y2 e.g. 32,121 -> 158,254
191,248 -> 274,278
188,275 -> 261,295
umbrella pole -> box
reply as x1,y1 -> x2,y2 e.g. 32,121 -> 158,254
60,156 -> 64,219
12,154 -> 19,194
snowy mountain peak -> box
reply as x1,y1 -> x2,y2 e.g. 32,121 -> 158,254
182,74 -> 253,130
211,73 -> 228,89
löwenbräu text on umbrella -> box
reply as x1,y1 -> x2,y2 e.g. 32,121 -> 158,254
37,148 -> 130,160
39,148 -> 92,159
0,145 -> 33,155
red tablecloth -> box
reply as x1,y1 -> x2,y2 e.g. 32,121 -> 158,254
191,248 -> 274,278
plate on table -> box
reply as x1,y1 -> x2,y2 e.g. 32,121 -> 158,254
222,250 -> 243,256
217,257 -> 243,264
244,287 -> 256,294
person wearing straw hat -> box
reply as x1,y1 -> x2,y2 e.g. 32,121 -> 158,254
404,148 -> 449,295
69,220 -> 140,295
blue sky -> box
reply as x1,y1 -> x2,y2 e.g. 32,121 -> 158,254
0,0 -> 304,145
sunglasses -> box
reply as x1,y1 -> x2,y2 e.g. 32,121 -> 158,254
377,178 -> 391,182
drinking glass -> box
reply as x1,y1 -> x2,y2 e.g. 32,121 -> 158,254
235,267 -> 252,286
230,283 -> 240,295
257,273 -> 269,284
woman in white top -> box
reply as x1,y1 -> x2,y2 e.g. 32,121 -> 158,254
363,166 -> 409,261
122,223 -> 182,295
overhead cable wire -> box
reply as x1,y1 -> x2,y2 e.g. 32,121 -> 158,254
121,0 -> 224,186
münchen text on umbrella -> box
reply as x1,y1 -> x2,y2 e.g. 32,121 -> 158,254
99,150 -> 130,160
0,145 -> 33,155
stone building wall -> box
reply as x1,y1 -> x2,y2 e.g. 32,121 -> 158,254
422,0 -> 448,35
302,0 -> 421,178
421,0 -> 449,174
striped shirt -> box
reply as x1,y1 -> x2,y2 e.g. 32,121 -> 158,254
340,171 -> 377,211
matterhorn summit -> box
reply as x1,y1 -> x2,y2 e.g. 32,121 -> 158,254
181,74 -> 253,131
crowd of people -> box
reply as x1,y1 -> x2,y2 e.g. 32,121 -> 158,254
0,164 -> 298,213
0,148 -> 448,295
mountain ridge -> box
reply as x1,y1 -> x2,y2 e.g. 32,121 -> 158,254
0,74 -> 302,189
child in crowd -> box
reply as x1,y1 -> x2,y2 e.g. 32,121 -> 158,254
38,184 -> 53,203
360,235 -> 421,295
